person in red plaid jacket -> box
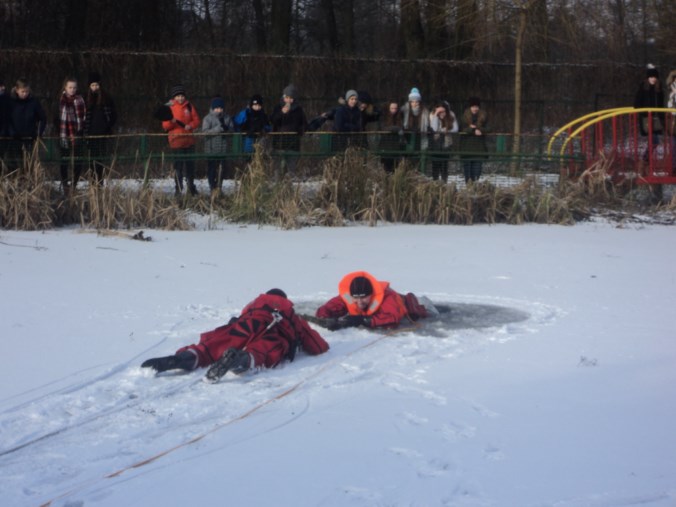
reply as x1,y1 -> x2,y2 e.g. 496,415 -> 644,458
54,77 -> 86,191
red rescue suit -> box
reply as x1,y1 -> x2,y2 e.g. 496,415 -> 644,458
178,293 -> 329,369
316,271 -> 408,328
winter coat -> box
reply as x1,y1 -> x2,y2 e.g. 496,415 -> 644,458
666,70 -> 676,134
316,271 -> 409,328
55,92 -> 86,150
634,79 -> 665,135
333,104 -> 362,133
333,104 -> 364,150
162,99 -> 200,149
234,107 -> 270,153
361,103 -> 381,132
429,107 -> 459,150
84,90 -> 117,136
379,108 -> 405,151
201,109 -> 233,154
10,90 -> 46,139
270,102 -> 307,151
177,293 -> 329,369
460,108 -> 489,159
400,102 -> 431,150
0,92 -> 11,137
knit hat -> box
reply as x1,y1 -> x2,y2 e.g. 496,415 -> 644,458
211,97 -> 225,109
266,288 -> 287,298
87,72 -> 102,85
349,276 -> 373,298
345,89 -> 358,101
283,84 -> 297,99
646,66 -> 659,78
250,94 -> 264,106
468,96 -> 481,107
357,90 -> 373,105
408,87 -> 422,102
170,84 -> 186,98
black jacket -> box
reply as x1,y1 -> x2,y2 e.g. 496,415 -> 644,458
10,92 -> 47,138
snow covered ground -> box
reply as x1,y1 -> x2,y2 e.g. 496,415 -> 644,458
1,220 -> 675,507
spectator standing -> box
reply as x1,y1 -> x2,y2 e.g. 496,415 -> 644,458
634,65 -> 665,165
380,100 -> 404,173
162,84 -> 200,196
428,100 -> 458,182
9,78 -> 46,166
358,90 -> 381,150
400,87 -> 430,153
0,77 -> 11,168
667,69 -> 676,171
55,77 -> 86,192
270,84 -> 307,176
234,94 -> 270,154
84,72 -> 117,185
332,89 -> 363,151
202,96 -> 234,192
460,96 -> 488,184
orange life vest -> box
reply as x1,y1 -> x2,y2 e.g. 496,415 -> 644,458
338,271 -> 406,318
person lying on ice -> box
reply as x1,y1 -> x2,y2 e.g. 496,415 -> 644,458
316,271 -> 428,330
141,289 -> 329,382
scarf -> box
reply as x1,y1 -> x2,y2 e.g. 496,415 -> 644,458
59,92 -> 86,142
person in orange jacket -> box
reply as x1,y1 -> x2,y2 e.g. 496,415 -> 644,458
162,84 -> 200,195
316,271 -> 428,330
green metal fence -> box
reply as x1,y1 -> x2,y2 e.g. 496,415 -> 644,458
1,131 -> 581,182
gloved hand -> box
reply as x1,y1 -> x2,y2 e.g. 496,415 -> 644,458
327,315 -> 371,331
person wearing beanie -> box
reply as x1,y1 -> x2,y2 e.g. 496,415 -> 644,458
408,87 -> 422,102
233,93 -> 270,154
401,86 -> 430,153
460,95 -> 489,184
84,71 -> 117,185
316,271 -> 431,329
141,290 -> 329,382
332,88 -> 364,151
202,95 -> 234,192
634,65 -> 665,146
270,83 -> 307,174
357,90 -> 381,137
161,84 -> 200,196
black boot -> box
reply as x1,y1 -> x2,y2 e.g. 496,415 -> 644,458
142,351 -> 197,373
204,348 -> 250,383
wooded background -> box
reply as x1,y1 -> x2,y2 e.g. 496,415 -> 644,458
2,0 -> 674,132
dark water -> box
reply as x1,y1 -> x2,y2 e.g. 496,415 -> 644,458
295,300 -> 530,336
421,303 -> 530,336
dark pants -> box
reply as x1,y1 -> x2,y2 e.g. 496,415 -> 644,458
462,160 -> 483,183
207,159 -> 231,190
87,138 -> 109,185
431,155 -> 449,181
6,138 -> 36,170
173,146 -> 197,195
60,142 -> 84,189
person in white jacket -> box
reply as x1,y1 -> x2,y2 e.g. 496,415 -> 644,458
428,100 -> 458,181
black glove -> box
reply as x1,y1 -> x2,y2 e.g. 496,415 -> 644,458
328,315 -> 370,331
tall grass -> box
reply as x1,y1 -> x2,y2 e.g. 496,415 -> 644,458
0,146 -> 668,231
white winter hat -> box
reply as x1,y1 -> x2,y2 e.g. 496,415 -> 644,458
408,87 -> 422,102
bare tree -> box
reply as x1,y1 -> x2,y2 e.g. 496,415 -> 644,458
424,0 -> 450,58
401,0 -> 426,58
270,0 -> 293,53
